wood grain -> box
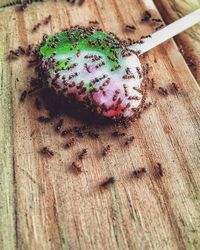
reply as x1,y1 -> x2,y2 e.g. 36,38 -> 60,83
0,0 -> 200,249
0,18 -> 16,250
153,0 -> 200,83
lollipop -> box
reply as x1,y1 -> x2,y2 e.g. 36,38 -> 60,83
38,9 -> 200,119
39,26 -> 144,119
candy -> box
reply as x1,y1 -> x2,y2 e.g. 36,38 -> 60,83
39,26 -> 145,119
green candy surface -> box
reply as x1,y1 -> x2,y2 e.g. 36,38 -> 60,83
39,27 -> 122,70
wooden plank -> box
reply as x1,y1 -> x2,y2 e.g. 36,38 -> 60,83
0,12 -> 16,250
153,0 -> 200,83
0,0 -> 200,249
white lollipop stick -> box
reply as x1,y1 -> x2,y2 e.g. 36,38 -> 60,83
130,8 -> 200,55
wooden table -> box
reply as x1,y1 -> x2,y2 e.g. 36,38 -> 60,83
0,1 -> 200,250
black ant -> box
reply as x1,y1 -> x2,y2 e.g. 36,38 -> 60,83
20,90 -> 27,102
100,177 -> 115,188
102,145 -> 111,156
40,147 -> 54,157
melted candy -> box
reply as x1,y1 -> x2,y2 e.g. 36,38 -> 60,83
39,26 -> 144,118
